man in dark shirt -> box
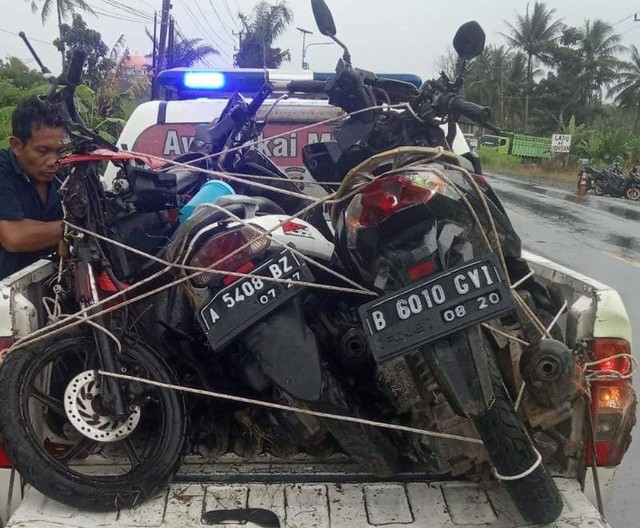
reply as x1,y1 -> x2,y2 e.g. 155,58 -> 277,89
0,96 -> 67,279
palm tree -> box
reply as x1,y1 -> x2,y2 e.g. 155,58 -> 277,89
609,45 -> 640,133
580,20 -> 625,105
503,2 -> 563,131
235,1 -> 293,69
26,0 -> 94,65
146,30 -> 218,69
170,37 -> 218,68
26,0 -> 93,25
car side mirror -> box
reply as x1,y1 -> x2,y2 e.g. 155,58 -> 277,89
453,21 -> 486,60
311,0 -> 337,37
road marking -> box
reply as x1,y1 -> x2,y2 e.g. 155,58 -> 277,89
606,252 -> 640,268
504,205 -> 532,217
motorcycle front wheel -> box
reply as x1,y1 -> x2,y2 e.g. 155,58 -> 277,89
594,184 -> 606,196
626,186 -> 640,201
0,332 -> 185,511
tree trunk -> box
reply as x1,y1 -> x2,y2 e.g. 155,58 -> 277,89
634,101 -> 640,135
57,1 -> 65,68
525,54 -> 532,134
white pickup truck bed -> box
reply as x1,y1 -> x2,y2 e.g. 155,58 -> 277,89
0,249 -> 629,528
8,478 -> 607,527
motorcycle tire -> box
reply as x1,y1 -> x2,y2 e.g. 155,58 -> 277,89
594,184 -> 606,196
308,369 -> 400,477
626,186 -> 640,201
473,341 -> 563,525
0,332 -> 186,511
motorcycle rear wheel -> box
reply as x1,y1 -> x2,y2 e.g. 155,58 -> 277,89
594,184 -> 606,196
626,186 -> 640,201
473,345 -> 563,524
0,332 -> 185,511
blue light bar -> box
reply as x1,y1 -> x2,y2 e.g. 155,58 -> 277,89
158,68 -> 268,97
183,71 -> 226,90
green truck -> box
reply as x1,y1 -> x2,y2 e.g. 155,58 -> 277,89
480,133 -> 552,159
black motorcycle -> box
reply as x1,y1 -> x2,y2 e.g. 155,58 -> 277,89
290,1 -> 565,524
0,50 -> 397,512
594,167 -> 640,200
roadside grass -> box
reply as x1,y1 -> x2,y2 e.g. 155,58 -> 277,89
478,148 -> 577,186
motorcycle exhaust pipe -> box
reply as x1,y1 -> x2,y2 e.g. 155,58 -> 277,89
519,339 -> 583,408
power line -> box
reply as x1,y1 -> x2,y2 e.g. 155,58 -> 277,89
92,0 -> 154,21
0,27 -> 56,47
222,0 -> 240,30
91,8 -> 153,23
193,0 -> 235,49
620,24 -> 640,37
178,1 -> 234,64
613,13 -> 637,26
207,0 -> 237,41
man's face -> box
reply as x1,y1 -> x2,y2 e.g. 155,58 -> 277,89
10,124 -> 65,185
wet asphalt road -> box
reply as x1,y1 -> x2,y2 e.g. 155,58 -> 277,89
487,174 -> 639,528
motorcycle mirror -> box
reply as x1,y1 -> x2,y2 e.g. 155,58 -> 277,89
311,0 -> 337,37
453,21 -> 486,60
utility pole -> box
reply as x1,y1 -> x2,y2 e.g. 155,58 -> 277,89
296,27 -> 313,70
157,0 -> 172,77
167,16 -> 175,70
232,30 -> 245,67
151,11 -> 159,98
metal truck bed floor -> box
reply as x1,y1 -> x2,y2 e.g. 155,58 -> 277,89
7,478 -> 607,527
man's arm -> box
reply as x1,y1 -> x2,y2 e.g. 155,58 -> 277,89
0,219 -> 63,253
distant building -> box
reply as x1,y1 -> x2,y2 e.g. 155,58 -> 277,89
122,54 -> 149,77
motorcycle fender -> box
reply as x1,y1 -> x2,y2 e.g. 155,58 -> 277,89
245,215 -> 334,261
422,329 -> 494,418
241,297 -> 323,402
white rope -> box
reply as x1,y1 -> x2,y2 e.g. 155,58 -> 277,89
97,370 -> 485,445
493,447 -> 543,481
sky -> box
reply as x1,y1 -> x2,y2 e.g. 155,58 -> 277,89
0,0 -> 638,81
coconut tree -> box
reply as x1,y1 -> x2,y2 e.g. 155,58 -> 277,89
580,20 -> 625,105
235,1 -> 293,69
503,2 -> 563,131
609,45 -> 640,133
25,0 -> 94,65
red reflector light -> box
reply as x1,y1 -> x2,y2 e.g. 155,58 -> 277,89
409,260 -> 437,281
222,261 -> 255,286
349,175 -> 435,228
0,447 -> 11,469
0,337 -> 13,468
190,226 -> 270,287
593,339 -> 632,376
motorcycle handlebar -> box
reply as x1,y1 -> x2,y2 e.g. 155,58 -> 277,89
449,96 -> 491,124
285,80 -> 327,94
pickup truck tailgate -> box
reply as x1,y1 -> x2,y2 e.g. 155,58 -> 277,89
7,478 -> 607,527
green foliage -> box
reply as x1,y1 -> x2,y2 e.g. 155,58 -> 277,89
54,14 -> 113,90
235,1 -> 293,69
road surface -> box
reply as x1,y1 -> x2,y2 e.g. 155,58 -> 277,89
488,174 -> 639,528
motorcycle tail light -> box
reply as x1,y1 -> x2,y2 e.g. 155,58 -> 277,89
0,337 -> 12,468
189,226 -> 270,287
345,174 -> 443,230
586,338 -> 636,467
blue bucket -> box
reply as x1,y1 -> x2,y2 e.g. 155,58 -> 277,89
179,180 -> 235,222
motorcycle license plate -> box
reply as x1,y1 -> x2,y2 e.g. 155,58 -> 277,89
359,254 -> 515,363
198,250 -> 314,350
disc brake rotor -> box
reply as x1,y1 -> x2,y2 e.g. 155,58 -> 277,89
63,370 -> 141,442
